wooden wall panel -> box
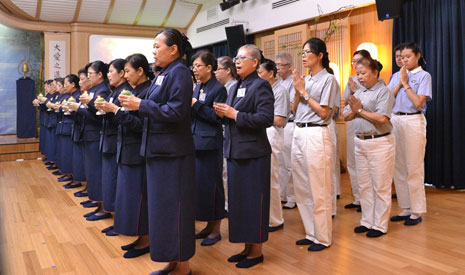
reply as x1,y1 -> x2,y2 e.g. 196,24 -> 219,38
349,5 -> 393,85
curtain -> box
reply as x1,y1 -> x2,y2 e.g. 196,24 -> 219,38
392,0 -> 465,189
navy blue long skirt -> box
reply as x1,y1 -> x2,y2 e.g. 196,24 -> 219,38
83,141 -> 103,202
227,155 -> 271,244
114,164 -> 148,236
195,149 -> 225,221
59,136 -> 74,174
39,125 -> 46,154
146,154 -> 195,262
72,142 -> 86,182
56,135 -> 62,169
45,127 -> 57,161
102,153 -> 118,212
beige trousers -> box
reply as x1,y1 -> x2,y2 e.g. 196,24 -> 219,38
267,126 -> 285,227
355,134 -> 395,233
391,114 -> 427,214
279,122 -> 296,203
292,126 -> 333,246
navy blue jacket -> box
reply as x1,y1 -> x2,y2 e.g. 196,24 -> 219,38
58,93 -> 73,136
115,80 -> 150,165
77,82 -> 110,142
99,82 -> 132,153
139,58 -> 195,158
70,90 -> 83,142
223,71 -> 274,159
45,92 -> 60,129
191,77 -> 227,150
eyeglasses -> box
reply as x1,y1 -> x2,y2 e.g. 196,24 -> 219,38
215,67 -> 226,73
233,56 -> 256,63
87,72 -> 96,77
301,50 -> 315,57
191,64 -> 207,70
351,60 -> 360,65
276,63 -> 290,67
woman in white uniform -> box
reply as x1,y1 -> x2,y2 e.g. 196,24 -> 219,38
258,59 -> 290,232
291,37 -> 338,251
343,57 -> 395,238
388,42 -> 432,226
343,49 -> 373,212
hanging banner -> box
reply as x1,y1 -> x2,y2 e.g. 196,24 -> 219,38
49,40 -> 66,79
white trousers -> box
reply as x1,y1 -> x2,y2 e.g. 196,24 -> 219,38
292,126 -> 333,246
391,114 -> 427,214
267,126 -> 285,226
355,134 -> 395,233
278,122 -> 295,203
346,121 -> 360,204
329,120 -> 341,215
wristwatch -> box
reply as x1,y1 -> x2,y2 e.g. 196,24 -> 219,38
357,108 -> 363,114
303,94 -> 309,101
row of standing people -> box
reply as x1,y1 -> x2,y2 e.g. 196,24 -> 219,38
34,30 -> 431,272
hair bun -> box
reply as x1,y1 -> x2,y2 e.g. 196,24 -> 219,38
181,33 -> 193,56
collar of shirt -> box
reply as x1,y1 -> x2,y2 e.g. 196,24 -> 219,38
308,68 -> 327,82
364,80 -> 384,92
240,71 -> 259,88
408,66 -> 423,74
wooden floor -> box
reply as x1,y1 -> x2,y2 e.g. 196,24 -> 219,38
1,160 -> 465,275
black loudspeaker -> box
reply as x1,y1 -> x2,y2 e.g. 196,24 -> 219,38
375,0 -> 402,21
225,25 -> 246,57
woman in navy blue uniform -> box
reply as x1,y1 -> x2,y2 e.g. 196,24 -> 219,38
119,29 -> 195,275
55,75 -> 77,182
38,81 -> 54,164
44,79 -> 61,171
77,61 -> 111,221
66,70 -> 87,190
34,80 -> 51,158
97,54 -> 151,258
214,44 -> 274,269
94,59 -> 131,236
191,50 -> 227,246
52,78 -> 67,176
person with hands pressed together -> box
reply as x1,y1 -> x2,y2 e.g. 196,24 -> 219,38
94,58 -> 132,237
291,38 -> 338,252
118,29 -> 195,275
65,68 -> 89,192
190,50 -> 228,246
388,42 -> 432,226
77,61 -> 111,221
343,56 -> 395,238
257,59 -> 289,232
214,44 -> 274,269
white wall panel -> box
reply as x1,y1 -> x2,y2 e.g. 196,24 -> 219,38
108,0 -> 142,25
40,0 -> 77,22
138,0 -> 171,27
11,0 -> 37,17
78,0 -> 111,23
187,0 -> 376,48
164,1 -> 197,28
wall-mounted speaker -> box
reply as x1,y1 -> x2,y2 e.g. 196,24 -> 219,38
376,0 -> 402,21
225,25 -> 246,57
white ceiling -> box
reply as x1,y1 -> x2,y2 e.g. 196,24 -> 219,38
7,0 -> 217,28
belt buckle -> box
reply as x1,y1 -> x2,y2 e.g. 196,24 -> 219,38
296,123 -> 302,128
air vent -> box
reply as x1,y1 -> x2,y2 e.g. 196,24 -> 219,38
272,0 -> 300,9
196,18 -> 230,33
207,6 -> 218,21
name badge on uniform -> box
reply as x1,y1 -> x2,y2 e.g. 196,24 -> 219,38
237,88 -> 246,98
199,91 -> 206,102
109,97 -> 114,103
89,92 -> 95,98
155,75 -> 165,86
